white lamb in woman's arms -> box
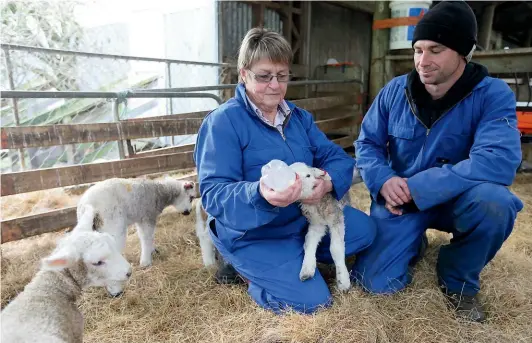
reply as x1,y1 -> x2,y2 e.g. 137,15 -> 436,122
289,162 -> 351,292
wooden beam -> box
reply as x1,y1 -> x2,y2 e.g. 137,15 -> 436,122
282,2 -> 293,45
1,119 -> 203,149
295,95 -> 359,111
130,143 -> 195,158
292,25 -> 300,40
316,115 -> 356,133
252,2 -> 265,27
1,173 -> 199,244
478,3 -> 497,51
1,95 -> 357,150
292,39 -> 301,56
245,1 -> 301,14
63,170 -> 197,198
328,1 -> 375,14
1,151 -> 195,196
370,1 -> 390,103
526,29 -> 532,47
1,207 -> 77,243
386,47 -> 532,76
300,1 -> 311,83
332,135 -> 355,149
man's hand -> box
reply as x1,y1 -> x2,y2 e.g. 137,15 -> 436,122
259,174 -> 302,207
300,179 -> 333,205
380,176 -> 412,207
385,202 -> 403,216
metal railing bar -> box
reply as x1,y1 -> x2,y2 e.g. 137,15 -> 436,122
0,91 -> 223,104
0,43 -> 234,68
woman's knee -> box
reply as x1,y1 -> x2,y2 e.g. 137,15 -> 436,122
290,292 -> 333,314
247,279 -> 332,315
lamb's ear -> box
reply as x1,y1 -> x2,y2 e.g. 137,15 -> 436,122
41,248 -> 75,271
313,168 -> 324,177
183,181 -> 194,191
315,168 -> 331,181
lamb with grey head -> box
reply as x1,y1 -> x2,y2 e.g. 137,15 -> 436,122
74,176 -> 198,274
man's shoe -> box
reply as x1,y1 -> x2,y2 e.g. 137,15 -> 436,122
214,250 -> 247,285
443,291 -> 487,323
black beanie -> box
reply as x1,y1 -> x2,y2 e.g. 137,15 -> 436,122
412,1 -> 477,57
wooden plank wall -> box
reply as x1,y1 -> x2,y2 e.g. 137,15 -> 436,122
1,95 -> 357,150
1,174 -> 198,243
1,94 -> 360,243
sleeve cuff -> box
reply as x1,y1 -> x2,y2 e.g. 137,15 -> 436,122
325,168 -> 350,201
249,181 -> 279,212
370,171 -> 397,205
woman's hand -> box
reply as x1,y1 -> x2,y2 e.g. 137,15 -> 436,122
300,179 -> 333,205
259,174 -> 302,207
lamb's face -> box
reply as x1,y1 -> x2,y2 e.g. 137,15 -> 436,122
83,233 -> 132,296
173,181 -> 197,216
289,162 -> 330,199
42,231 -> 132,297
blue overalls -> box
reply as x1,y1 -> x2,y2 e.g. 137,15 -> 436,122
353,74 -> 524,296
194,83 -> 376,314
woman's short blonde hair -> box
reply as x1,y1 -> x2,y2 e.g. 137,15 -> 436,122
237,27 -> 293,82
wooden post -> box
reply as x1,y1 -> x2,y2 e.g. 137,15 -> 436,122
3,48 -> 26,171
526,29 -> 532,48
282,2 -> 293,45
252,2 -> 265,28
301,1 -> 312,98
112,99 -> 126,160
479,3 -> 496,51
369,1 -> 390,104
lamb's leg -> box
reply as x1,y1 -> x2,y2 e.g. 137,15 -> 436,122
99,219 -> 127,253
100,221 -> 128,296
300,223 -> 327,281
196,216 -> 216,267
116,229 -> 127,253
329,219 -> 351,292
136,221 -> 156,268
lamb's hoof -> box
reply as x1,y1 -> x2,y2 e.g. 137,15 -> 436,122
109,291 -> 124,298
139,260 -> 152,269
299,265 -> 316,281
336,278 -> 351,292
203,257 -> 216,268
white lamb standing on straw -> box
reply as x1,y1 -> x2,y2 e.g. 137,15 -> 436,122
289,162 -> 352,292
0,219 -> 132,343
74,176 -> 197,274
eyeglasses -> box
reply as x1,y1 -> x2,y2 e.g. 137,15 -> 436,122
247,69 -> 292,83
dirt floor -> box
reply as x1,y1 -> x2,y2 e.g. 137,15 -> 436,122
1,174 -> 531,343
